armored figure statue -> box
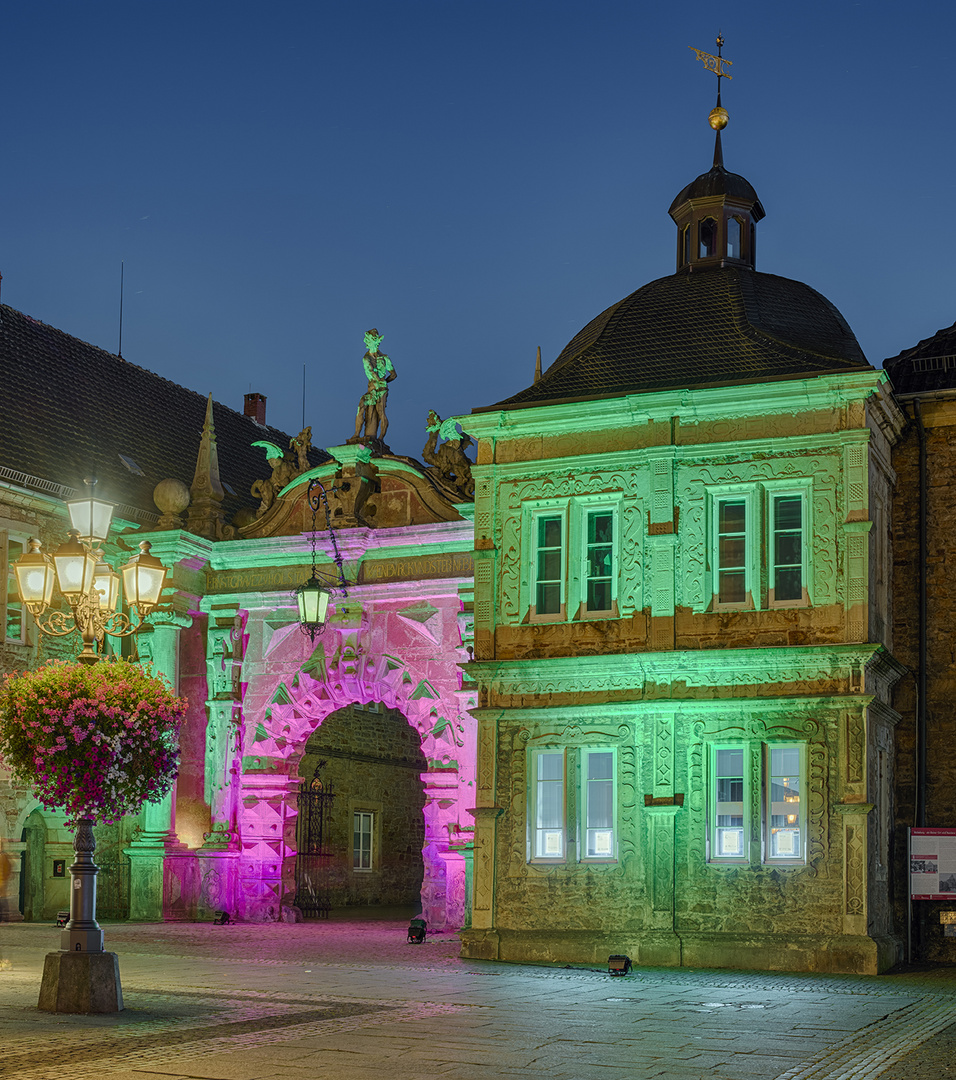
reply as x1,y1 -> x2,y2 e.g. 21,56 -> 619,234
353,328 -> 396,443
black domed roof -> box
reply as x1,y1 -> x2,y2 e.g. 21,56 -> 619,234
483,267 -> 869,411
669,164 -> 765,220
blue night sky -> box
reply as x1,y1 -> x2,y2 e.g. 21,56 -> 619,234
3,2 -> 954,458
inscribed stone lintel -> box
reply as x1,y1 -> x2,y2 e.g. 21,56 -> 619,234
644,794 -> 684,807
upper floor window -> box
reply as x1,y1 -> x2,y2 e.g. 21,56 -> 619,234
716,499 -> 748,605
771,495 -> 804,603
535,514 -> 564,617
3,533 -> 26,644
584,510 -> 614,613
526,501 -> 618,622
708,485 -> 810,611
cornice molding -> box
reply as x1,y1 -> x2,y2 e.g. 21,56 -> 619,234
467,644 -> 897,697
455,371 -> 889,443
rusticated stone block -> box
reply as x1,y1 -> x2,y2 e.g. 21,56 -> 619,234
37,951 -> 123,1013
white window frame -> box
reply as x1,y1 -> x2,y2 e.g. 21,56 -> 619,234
708,743 -> 750,863
764,481 -> 811,608
580,747 -> 616,861
522,498 -> 621,623
353,810 -> 374,872
709,489 -> 758,611
763,742 -> 806,864
2,531 -> 28,645
576,504 -> 618,619
528,505 -> 567,622
529,749 -> 566,861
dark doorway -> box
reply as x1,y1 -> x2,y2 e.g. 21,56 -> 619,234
294,767 -> 335,918
295,701 -> 426,913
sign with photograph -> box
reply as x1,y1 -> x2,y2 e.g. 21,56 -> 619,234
910,828 -> 956,899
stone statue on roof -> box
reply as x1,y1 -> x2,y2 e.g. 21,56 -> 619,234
422,410 -> 475,498
353,328 -> 396,444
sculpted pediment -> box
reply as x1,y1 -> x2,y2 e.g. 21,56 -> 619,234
240,443 -> 471,539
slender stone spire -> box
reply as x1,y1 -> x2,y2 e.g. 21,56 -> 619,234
187,393 -> 227,538
534,346 -> 542,384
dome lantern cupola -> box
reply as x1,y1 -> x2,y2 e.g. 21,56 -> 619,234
671,38 -> 765,273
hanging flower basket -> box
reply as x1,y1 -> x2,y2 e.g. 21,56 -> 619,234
0,659 -> 186,828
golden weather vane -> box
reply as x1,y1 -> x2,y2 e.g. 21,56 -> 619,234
688,35 -> 733,80
689,34 -> 732,132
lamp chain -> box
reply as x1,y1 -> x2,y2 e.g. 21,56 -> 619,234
308,480 -> 349,595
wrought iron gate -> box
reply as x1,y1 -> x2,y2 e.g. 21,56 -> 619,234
294,773 -> 335,918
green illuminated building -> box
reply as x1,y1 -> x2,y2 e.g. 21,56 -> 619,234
457,125 -> 907,973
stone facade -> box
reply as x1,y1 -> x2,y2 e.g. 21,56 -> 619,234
889,394 -> 956,961
458,370 -> 906,974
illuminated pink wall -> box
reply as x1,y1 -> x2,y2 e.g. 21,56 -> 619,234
222,585 -> 475,927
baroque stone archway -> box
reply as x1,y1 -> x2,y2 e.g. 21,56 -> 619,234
233,604 -> 475,927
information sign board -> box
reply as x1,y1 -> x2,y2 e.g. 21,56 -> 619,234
910,827 -> 956,900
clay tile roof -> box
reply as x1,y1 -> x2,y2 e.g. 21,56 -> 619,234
1,303 -> 325,521
480,267 -> 870,412
883,319 -> 956,395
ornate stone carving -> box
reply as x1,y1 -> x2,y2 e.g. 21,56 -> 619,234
422,411 -> 475,497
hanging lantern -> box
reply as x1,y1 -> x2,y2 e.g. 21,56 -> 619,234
296,575 -> 331,641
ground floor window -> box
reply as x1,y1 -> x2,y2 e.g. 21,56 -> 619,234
707,741 -> 806,864
529,747 -> 617,862
532,750 -> 566,859
353,811 -> 373,870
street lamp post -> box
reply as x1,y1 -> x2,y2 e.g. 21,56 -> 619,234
13,481 -> 169,1010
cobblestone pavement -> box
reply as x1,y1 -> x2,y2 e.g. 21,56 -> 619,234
1,914 -> 956,1080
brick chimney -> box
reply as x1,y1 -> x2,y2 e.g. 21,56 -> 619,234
244,392 -> 267,425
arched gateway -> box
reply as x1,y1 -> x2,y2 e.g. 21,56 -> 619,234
145,440 -> 477,928
236,603 -> 475,925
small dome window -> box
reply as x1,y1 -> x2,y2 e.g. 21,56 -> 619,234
699,217 -> 718,258
727,216 -> 742,259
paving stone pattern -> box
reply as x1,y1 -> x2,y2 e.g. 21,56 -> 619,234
1,916 -> 955,1080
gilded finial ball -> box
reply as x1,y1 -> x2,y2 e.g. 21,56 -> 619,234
709,106 -> 729,131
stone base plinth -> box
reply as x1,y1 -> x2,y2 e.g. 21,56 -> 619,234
37,951 -> 123,1013
459,928 -> 903,975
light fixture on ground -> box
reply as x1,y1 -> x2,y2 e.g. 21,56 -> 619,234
296,478 -> 350,641
608,954 -> 632,976
14,478 -> 168,664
